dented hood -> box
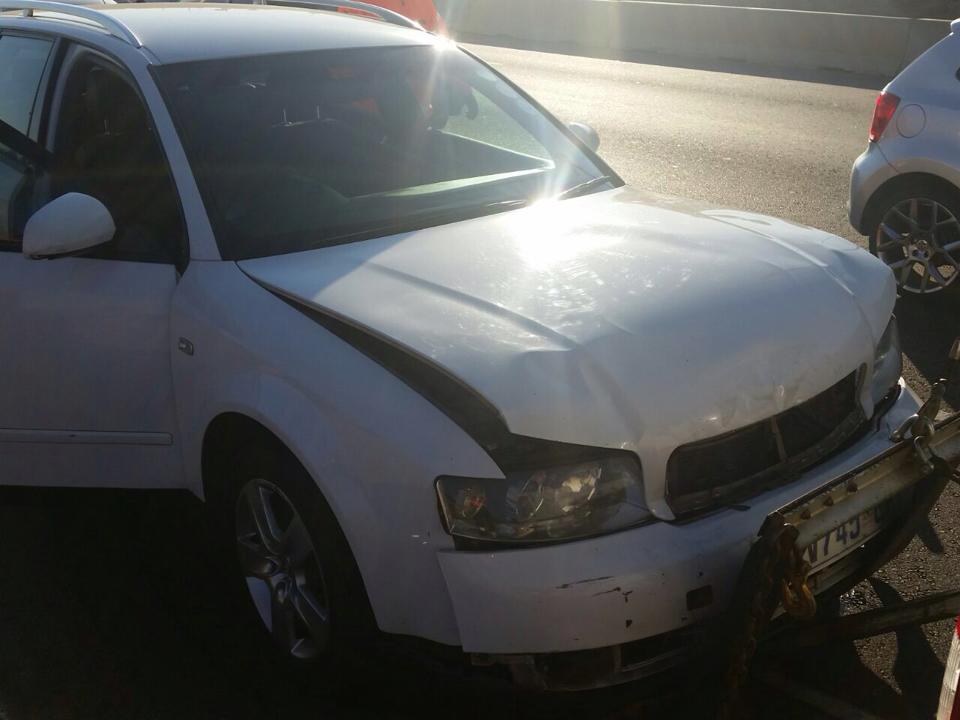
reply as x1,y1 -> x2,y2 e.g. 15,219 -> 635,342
239,186 -> 896,510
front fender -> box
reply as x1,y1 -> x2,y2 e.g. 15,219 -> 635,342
170,260 -> 501,646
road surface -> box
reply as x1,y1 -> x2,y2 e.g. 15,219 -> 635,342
472,44 -> 872,244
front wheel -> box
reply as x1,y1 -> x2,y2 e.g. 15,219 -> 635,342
235,476 -> 333,660
216,446 -> 374,670
868,187 -> 960,295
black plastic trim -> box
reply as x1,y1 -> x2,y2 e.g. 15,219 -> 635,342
270,288 -> 509,447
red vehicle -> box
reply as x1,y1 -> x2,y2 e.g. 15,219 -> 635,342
137,0 -> 448,32
339,0 -> 446,32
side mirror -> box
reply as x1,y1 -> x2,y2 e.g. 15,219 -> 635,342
567,122 -> 600,153
23,193 -> 115,259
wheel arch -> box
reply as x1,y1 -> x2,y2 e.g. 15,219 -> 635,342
201,410 -> 380,644
199,409 -> 370,586
197,406 -> 373,564
860,172 -> 960,236
201,412 -> 286,505
199,409 -> 350,521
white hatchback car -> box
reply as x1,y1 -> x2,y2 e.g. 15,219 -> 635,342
0,0 -> 925,690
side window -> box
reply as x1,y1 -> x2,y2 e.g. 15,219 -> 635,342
0,34 -> 53,247
52,57 -> 185,264
0,34 -> 52,135
442,91 -> 550,161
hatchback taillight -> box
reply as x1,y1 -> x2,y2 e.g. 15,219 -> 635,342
870,92 -> 900,142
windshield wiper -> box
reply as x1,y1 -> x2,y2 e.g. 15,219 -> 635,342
556,175 -> 616,201
297,199 -> 532,252
390,198 -> 531,229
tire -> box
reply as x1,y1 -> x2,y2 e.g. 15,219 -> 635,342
866,180 -> 960,295
210,441 -> 375,673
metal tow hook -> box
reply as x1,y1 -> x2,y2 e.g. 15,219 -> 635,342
913,435 -> 937,475
891,381 -> 941,440
891,388 -> 939,474
891,336 -> 960,475
891,374 -> 943,476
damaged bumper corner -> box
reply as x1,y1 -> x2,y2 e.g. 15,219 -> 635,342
433,385 -> 960,691
474,409 -> 959,692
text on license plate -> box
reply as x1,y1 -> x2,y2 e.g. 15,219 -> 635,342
803,503 -> 889,571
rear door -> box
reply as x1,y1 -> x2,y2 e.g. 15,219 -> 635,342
0,37 -> 185,489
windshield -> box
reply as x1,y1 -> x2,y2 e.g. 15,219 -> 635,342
153,43 -> 616,259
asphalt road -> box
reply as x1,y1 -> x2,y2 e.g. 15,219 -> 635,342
470,44 -> 871,243
3,44 -> 960,720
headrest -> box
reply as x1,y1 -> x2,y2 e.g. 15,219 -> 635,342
84,67 -> 146,135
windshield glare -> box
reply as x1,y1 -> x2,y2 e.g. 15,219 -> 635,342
153,43 -> 612,259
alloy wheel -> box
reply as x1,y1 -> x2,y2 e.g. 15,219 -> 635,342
235,478 -> 331,660
875,197 -> 960,294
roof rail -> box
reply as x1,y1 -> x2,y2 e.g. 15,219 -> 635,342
0,0 -> 141,46
253,0 -> 423,30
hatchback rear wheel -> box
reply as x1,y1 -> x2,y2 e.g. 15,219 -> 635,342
870,190 -> 960,295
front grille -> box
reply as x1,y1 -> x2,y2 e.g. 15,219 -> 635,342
666,372 -> 864,516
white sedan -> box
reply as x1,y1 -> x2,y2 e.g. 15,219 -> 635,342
0,0 -> 922,690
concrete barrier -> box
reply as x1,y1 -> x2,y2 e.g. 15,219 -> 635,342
902,16 -> 953,66
438,0 -> 951,77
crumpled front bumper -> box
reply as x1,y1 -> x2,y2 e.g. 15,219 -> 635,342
436,382 -> 925,688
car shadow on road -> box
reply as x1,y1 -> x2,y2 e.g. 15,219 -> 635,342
755,636 -> 906,718
916,518 -> 946,555
1,476 -> 949,720
896,290 -> 960,411
0,488 -> 712,720
868,577 -> 945,719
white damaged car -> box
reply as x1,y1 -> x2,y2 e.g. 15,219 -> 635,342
0,0 -> 922,689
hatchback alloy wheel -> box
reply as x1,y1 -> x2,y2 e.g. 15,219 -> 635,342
875,197 -> 960,294
235,478 -> 331,660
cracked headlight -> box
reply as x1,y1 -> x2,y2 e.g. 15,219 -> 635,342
436,455 -> 650,544
871,316 -> 902,406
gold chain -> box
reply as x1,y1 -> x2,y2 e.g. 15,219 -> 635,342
779,539 -> 817,620
717,523 -> 794,719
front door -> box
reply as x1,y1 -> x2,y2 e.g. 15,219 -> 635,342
0,38 -> 186,489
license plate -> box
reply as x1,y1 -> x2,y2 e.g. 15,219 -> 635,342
803,502 -> 889,572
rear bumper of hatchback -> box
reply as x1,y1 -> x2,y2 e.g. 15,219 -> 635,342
436,382 -> 921,688
850,142 -> 898,234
